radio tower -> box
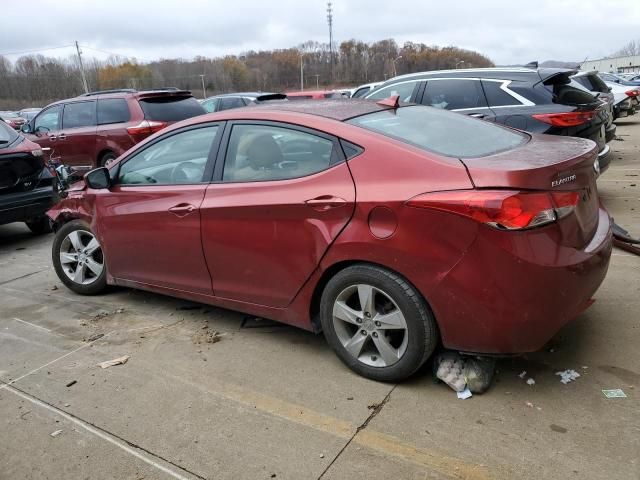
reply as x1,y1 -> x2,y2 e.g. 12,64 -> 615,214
327,2 -> 334,82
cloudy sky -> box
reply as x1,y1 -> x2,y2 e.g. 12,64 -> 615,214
2,0 -> 640,65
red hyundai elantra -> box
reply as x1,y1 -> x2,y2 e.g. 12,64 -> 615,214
48,98 -> 612,382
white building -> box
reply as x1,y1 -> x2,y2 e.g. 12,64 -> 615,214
580,55 -> 640,73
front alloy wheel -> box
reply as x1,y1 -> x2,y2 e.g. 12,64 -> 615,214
52,220 -> 107,295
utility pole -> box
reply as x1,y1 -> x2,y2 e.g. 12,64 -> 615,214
75,41 -> 89,93
199,74 -> 206,99
300,55 -> 304,91
327,2 -> 333,83
314,74 -> 320,89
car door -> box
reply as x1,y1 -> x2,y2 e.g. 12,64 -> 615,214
94,123 -> 223,294
418,78 -> 495,119
56,100 -> 98,168
200,121 -> 356,308
26,104 -> 63,160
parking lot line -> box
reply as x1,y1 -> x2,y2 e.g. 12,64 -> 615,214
1,382 -> 200,480
11,316 -> 52,333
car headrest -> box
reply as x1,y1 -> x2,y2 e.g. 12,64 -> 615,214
247,133 -> 283,170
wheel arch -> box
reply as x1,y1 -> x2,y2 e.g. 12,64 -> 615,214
97,149 -> 117,166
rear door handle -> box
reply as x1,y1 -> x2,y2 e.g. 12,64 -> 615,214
58,133 -> 67,140
168,203 -> 196,217
468,113 -> 486,118
304,195 -> 348,211
48,134 -> 57,141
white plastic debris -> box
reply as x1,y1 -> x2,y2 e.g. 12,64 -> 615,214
556,369 -> 581,384
436,354 -> 466,392
602,389 -> 627,398
518,371 -> 527,379
526,378 -> 536,386
97,355 -> 130,369
525,401 -> 534,408
457,387 -> 473,400
50,430 -> 63,437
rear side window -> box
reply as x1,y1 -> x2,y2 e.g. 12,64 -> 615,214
422,80 -> 487,110
482,81 -> 522,107
288,95 -> 313,100
62,101 -> 96,129
139,96 -> 205,122
97,99 -> 130,125
324,92 -> 342,98
347,105 -> 526,158
352,87 -> 370,98
218,97 -> 246,111
583,75 -> 609,93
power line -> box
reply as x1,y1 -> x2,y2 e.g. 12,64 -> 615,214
0,44 -> 75,57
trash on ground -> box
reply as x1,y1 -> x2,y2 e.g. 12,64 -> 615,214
556,369 -> 581,384
50,429 -> 63,437
525,401 -> 534,408
97,355 -> 130,369
86,333 -> 104,342
518,370 -> 527,379
602,389 -> 627,398
65,380 -> 77,387
526,378 -> 536,386
192,330 -> 224,345
50,285 -> 58,291
457,387 -> 473,400
114,308 -> 125,314
435,352 -> 496,395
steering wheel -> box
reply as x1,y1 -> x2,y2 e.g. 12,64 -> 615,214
171,161 -> 201,183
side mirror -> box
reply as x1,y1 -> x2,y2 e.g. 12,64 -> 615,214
21,123 -> 32,134
85,167 -> 111,189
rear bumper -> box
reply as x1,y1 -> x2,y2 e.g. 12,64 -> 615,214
0,185 -> 55,225
605,122 -> 617,143
429,207 -> 612,354
597,144 -> 611,173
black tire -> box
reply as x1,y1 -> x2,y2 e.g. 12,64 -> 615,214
25,215 -> 53,235
99,151 -> 117,167
52,220 -> 107,295
320,264 -> 438,382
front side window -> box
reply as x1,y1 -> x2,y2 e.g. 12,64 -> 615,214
352,87 -> 370,98
366,81 -> 418,102
97,98 -> 130,124
222,124 -> 334,182
202,98 -> 218,113
422,79 -> 487,110
63,102 -> 96,129
348,105 -> 526,158
118,126 -> 218,185
34,105 -> 62,132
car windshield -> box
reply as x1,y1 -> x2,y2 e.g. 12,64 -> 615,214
1,112 -> 19,118
347,105 -> 527,158
0,121 -> 19,147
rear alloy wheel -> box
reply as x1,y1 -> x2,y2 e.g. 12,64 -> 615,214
52,220 -> 107,295
25,215 -> 53,235
320,264 -> 438,382
100,152 -> 117,167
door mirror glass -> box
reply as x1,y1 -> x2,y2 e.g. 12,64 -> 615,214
21,123 -> 32,133
85,167 -> 111,189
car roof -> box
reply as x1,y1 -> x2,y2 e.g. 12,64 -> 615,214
45,89 -> 193,106
242,98 -> 387,121
286,90 -> 336,96
208,92 -> 273,99
383,67 -> 577,83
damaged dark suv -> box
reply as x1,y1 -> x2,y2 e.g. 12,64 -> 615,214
0,121 -> 55,233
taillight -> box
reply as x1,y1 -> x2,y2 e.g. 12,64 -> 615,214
625,89 -> 640,97
406,190 -> 580,230
126,120 -> 167,137
532,111 -> 596,127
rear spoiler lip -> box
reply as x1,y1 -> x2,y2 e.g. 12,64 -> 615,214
255,93 -> 287,102
537,68 -> 579,84
136,90 -> 193,99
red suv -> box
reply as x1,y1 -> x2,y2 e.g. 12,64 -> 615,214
21,89 -> 205,168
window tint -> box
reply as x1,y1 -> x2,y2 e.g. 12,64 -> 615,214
366,81 -> 417,102
347,105 -> 526,158
584,75 -> 609,93
218,97 -> 246,111
118,126 -> 217,185
34,105 -> 62,132
352,87 -> 370,98
482,81 -> 521,107
202,98 -> 218,113
139,96 -> 205,122
223,124 -> 334,182
97,99 -> 130,125
62,102 -> 96,129
287,95 -> 313,100
422,80 -> 487,110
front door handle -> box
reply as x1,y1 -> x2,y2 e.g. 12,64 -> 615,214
468,113 -> 486,118
48,134 -> 57,141
58,133 -> 67,140
304,195 -> 348,211
168,203 -> 196,217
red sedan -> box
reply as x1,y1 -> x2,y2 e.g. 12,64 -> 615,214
48,98 -> 612,382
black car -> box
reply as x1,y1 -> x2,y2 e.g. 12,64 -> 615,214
572,71 -> 617,139
0,121 -> 55,234
365,67 -> 613,172
201,92 -> 285,113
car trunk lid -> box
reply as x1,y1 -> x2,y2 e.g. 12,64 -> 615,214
461,134 -> 600,248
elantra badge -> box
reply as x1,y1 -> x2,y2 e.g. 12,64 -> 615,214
551,174 -> 576,188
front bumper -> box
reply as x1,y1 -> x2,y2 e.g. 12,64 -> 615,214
0,185 -> 55,225
430,208 -> 612,354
